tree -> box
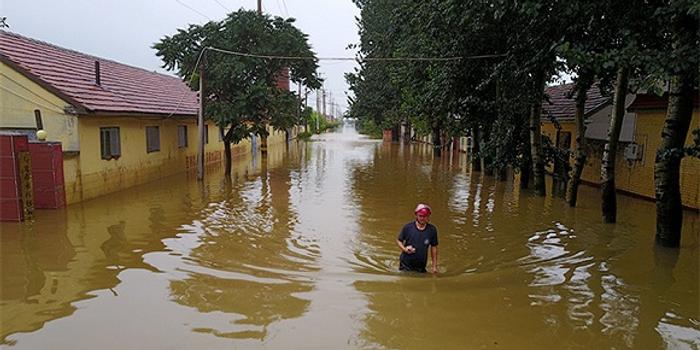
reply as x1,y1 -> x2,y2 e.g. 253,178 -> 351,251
347,0 -> 408,144
601,66 -> 629,222
154,10 -> 321,175
593,0 -> 657,221
506,1 -> 566,196
653,2 -> 699,247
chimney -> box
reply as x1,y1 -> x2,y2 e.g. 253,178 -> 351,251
94,60 -> 101,86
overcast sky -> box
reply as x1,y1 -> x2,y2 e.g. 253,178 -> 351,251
2,0 -> 359,114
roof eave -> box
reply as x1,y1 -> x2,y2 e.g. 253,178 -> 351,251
584,99 -> 612,116
0,53 -> 88,115
83,110 -> 197,119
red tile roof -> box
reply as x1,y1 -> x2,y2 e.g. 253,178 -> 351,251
0,31 -> 198,116
628,92 -> 699,111
542,82 -> 610,120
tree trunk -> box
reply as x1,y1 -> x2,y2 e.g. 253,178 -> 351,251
654,11 -> 697,248
403,121 -> 412,143
223,139 -> 232,176
601,66 -> 629,223
552,129 -> 565,196
565,75 -> 593,207
496,166 -> 507,181
472,127 -> 482,171
530,70 -> 546,196
481,123 -> 493,175
260,132 -> 268,155
520,119 -> 532,189
655,74 -> 694,247
433,125 -> 442,157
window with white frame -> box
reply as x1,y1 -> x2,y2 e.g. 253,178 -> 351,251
100,127 -> 121,160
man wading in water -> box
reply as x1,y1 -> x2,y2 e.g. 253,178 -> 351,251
397,203 -> 439,273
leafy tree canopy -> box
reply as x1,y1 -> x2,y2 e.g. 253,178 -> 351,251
154,9 -> 322,144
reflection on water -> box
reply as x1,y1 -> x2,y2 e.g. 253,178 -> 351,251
0,123 -> 698,349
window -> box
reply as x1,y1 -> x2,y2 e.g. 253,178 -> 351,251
100,127 -> 121,160
178,125 -> 188,148
146,126 -> 160,153
558,131 -> 572,149
204,124 -> 209,144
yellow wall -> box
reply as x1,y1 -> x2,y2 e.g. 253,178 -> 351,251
76,117 -> 198,203
623,110 -> 699,209
0,62 -> 80,151
2,62 -> 297,205
73,118 -> 291,204
541,111 -> 700,209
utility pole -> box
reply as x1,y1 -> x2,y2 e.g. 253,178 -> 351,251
297,82 -> 302,121
197,52 -> 206,181
322,89 -> 326,118
304,87 -> 309,132
316,90 -> 321,116
296,82 -> 302,139
329,91 -> 333,119
257,0 -> 269,155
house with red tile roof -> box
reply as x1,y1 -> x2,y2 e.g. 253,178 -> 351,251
0,31 -> 291,204
541,82 -> 636,146
539,82 -> 698,209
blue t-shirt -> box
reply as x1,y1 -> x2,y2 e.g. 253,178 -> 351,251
397,222 -> 438,272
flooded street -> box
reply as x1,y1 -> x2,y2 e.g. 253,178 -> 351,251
1,123 -> 698,349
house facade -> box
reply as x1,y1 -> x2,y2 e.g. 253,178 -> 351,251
540,83 -> 699,209
1,31 -> 293,205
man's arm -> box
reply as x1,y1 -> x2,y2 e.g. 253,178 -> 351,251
430,245 -> 438,273
397,239 -> 413,253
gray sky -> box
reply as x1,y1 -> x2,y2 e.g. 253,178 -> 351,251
2,0 -> 359,114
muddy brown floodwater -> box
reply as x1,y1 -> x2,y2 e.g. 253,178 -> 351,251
1,122 -> 698,349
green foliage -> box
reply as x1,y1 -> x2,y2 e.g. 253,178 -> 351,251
348,0 -> 568,161
297,131 -> 313,140
688,129 -> 700,158
307,111 -> 340,134
657,128 -> 700,160
349,0 -> 699,172
355,118 -> 383,139
153,10 -> 322,145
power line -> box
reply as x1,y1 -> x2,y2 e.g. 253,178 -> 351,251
211,0 -> 230,12
275,0 -> 284,15
0,85 -> 65,113
174,0 -> 212,20
165,47 -> 208,118
280,0 -> 289,17
207,46 -> 505,62
165,46 -> 503,117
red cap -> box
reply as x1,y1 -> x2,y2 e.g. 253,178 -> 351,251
414,203 -> 432,215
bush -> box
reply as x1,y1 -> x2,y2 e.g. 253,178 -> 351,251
356,119 -> 383,139
308,111 -> 341,134
297,131 -> 313,140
